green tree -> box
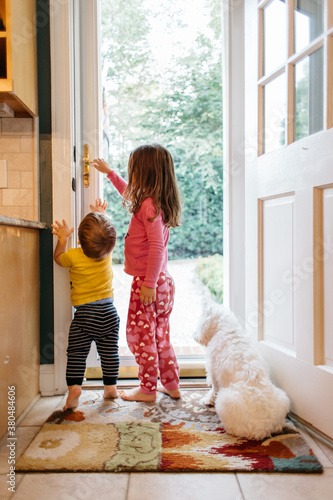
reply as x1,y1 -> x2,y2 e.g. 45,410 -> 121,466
101,0 -> 152,261
141,1 -> 223,258
101,0 -> 154,160
101,0 -> 223,262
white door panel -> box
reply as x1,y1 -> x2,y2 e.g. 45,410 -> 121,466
244,0 -> 333,438
259,344 -> 333,431
261,195 -> 295,352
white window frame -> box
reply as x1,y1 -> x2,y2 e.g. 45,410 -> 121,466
258,0 -> 333,155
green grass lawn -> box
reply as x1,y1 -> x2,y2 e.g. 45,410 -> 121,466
195,254 -> 223,303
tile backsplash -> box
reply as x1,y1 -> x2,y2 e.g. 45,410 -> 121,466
0,117 -> 39,221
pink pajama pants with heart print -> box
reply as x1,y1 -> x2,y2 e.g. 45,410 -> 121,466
126,270 -> 180,394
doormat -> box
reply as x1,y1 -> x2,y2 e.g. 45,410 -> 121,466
16,390 -> 323,473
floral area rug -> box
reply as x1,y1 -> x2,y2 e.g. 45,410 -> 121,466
16,389 -> 323,473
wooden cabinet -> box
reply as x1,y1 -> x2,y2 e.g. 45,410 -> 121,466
0,0 -> 37,117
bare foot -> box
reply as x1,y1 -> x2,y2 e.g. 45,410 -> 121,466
63,385 -> 81,410
157,386 -> 181,399
104,385 -> 119,399
121,387 -> 156,402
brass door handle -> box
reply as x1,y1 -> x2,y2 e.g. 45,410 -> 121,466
83,144 -> 94,188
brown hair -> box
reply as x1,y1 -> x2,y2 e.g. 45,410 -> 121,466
123,144 -> 181,228
78,212 -> 116,259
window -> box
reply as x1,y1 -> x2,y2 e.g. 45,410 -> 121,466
264,73 -> 287,153
263,0 -> 286,75
258,0 -> 332,155
294,0 -> 324,53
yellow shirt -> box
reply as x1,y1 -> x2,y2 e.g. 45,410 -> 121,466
60,247 -> 114,307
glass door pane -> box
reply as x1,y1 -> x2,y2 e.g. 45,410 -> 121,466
264,73 -> 286,153
101,0 -> 223,364
264,0 -> 286,75
294,0 -> 324,53
294,47 -> 324,140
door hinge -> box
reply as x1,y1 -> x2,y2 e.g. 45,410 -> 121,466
73,146 -> 76,163
72,177 -> 76,192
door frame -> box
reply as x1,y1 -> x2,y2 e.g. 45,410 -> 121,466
47,0 -> 235,395
47,0 -> 104,395
222,0 -> 246,324
48,0 -> 76,395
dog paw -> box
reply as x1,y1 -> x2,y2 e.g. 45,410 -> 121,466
202,396 -> 215,406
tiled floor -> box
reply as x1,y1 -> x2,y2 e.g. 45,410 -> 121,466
1,393 -> 333,500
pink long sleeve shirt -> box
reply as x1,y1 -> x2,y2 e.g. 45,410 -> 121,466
107,170 -> 169,288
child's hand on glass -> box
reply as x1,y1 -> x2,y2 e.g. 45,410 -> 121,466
92,158 -> 112,174
51,219 -> 74,241
90,198 -> 108,214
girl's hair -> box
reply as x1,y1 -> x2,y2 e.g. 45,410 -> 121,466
78,212 -> 117,259
123,144 -> 181,228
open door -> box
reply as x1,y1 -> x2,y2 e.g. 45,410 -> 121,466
242,0 -> 333,438
49,0 -> 104,394
72,0 -> 103,219
72,0 -> 123,377
74,0 -> 224,381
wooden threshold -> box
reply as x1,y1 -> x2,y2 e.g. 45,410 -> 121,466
83,378 -> 209,391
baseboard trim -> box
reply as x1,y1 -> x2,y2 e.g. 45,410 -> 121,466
83,378 -> 209,390
40,364 -> 55,396
289,412 -> 333,448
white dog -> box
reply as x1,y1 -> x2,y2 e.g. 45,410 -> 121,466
194,305 -> 290,440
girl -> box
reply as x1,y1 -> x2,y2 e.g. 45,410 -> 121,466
93,144 -> 181,402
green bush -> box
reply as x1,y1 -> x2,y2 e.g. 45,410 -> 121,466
195,254 -> 223,303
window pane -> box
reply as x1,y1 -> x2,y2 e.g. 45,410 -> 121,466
294,48 -> 324,141
264,73 -> 286,154
294,0 -> 324,53
264,0 -> 286,76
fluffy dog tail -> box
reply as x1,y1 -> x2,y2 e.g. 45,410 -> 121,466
214,383 -> 290,441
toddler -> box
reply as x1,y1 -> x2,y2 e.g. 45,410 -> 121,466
52,199 -> 120,410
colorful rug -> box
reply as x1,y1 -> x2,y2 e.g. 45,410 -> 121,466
16,389 -> 323,473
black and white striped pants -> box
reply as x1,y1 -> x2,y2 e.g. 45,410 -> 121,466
66,300 -> 120,386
